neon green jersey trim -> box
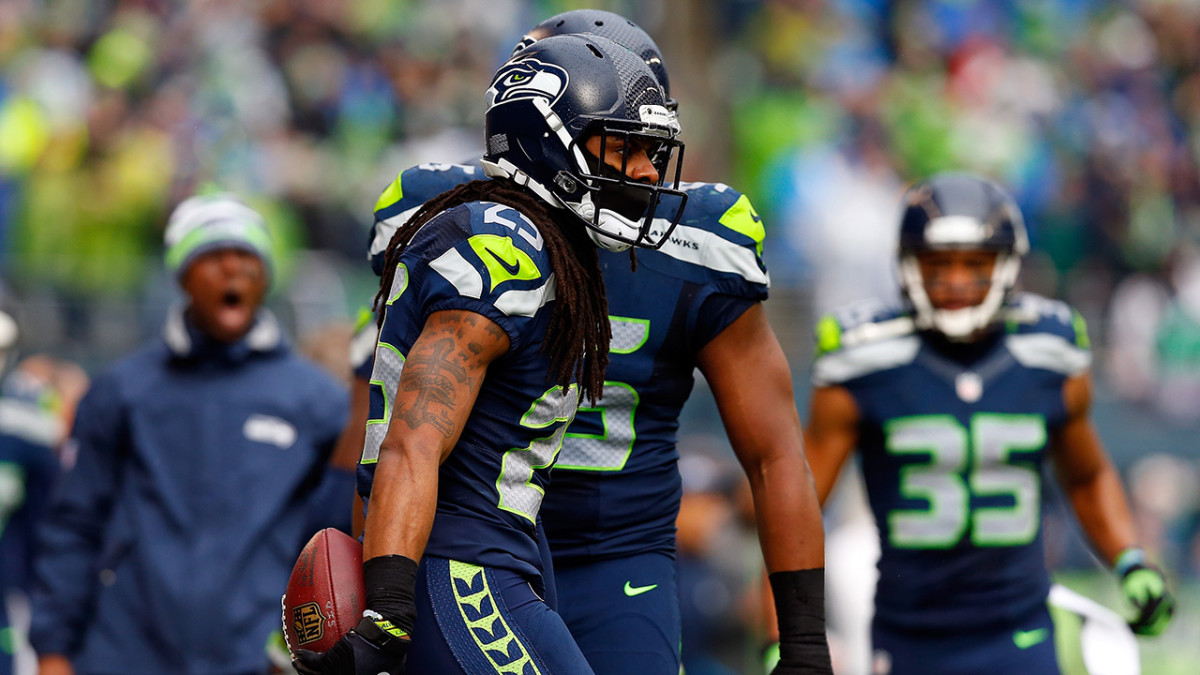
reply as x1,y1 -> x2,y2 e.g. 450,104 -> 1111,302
375,174 -> 404,212
1071,310 -> 1090,350
387,263 -> 409,306
718,194 -> 765,257
815,315 -> 842,355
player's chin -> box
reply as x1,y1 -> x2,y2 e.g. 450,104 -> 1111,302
933,299 -> 977,311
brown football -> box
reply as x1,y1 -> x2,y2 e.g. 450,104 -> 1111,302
283,528 -> 364,655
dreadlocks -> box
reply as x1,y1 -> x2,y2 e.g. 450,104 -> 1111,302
374,179 -> 611,403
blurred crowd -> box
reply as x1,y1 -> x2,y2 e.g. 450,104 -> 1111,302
3,0 -> 1200,410
2,0 -> 1200,673
707,0 -> 1200,431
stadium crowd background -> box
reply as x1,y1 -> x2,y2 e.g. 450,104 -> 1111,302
0,0 -> 1198,672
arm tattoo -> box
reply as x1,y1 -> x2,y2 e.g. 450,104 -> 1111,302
393,337 -> 469,438
391,311 -> 505,439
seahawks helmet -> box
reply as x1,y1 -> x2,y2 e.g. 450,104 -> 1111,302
512,9 -> 676,112
897,173 -> 1029,340
483,34 -> 687,252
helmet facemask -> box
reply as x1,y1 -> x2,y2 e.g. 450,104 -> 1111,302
561,118 -> 688,251
899,246 -> 1021,341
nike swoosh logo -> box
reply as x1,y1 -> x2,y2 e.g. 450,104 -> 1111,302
624,581 -> 658,597
486,248 -> 522,275
1012,628 -> 1048,649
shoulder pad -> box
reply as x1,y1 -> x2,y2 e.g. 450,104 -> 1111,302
678,182 -> 744,220
1003,293 -> 1091,375
650,182 -> 769,287
374,163 -> 482,216
415,202 -> 555,318
369,163 -> 483,274
679,182 -> 762,249
1003,293 -> 1089,348
811,302 -> 918,386
814,301 -> 914,355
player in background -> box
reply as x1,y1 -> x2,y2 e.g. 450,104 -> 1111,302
802,173 -> 1174,674
0,305 -> 55,675
0,349 -> 88,675
343,11 -> 832,674
292,34 -> 690,675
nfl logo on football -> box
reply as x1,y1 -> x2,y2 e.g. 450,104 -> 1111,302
293,602 -> 326,645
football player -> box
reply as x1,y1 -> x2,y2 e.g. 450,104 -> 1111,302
293,34 -> 689,675
0,351 -> 87,675
345,10 -> 832,674
0,307 -> 54,675
802,173 -> 1174,674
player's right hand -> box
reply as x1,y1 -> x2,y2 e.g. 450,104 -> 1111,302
1121,561 -> 1175,636
292,616 -> 409,675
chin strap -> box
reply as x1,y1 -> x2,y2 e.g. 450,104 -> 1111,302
900,253 -> 1019,341
480,157 -> 632,251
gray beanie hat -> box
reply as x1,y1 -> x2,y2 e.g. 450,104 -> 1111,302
164,194 -> 274,280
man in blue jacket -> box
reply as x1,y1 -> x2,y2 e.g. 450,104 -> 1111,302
30,194 -> 352,675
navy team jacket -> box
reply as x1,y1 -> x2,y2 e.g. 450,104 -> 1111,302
30,309 -> 351,675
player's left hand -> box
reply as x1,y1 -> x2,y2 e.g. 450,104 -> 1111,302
292,617 -> 409,675
1120,561 -> 1175,636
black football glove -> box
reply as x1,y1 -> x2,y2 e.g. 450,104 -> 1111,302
292,615 -> 410,675
1118,556 -> 1175,636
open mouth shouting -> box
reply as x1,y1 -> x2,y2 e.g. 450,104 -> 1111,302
181,249 -> 268,344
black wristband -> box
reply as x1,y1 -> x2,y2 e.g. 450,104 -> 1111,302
363,555 -> 419,634
769,568 -> 832,672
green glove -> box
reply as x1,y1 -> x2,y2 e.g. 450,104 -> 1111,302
762,641 -> 780,674
1115,548 -> 1175,636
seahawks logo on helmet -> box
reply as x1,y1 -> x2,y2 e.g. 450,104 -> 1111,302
486,59 -> 570,109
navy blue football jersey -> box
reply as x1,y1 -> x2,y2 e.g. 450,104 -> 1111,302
0,397 -> 60,595
544,182 -> 769,564
812,293 -> 1092,632
358,199 -> 579,581
364,166 -> 770,565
